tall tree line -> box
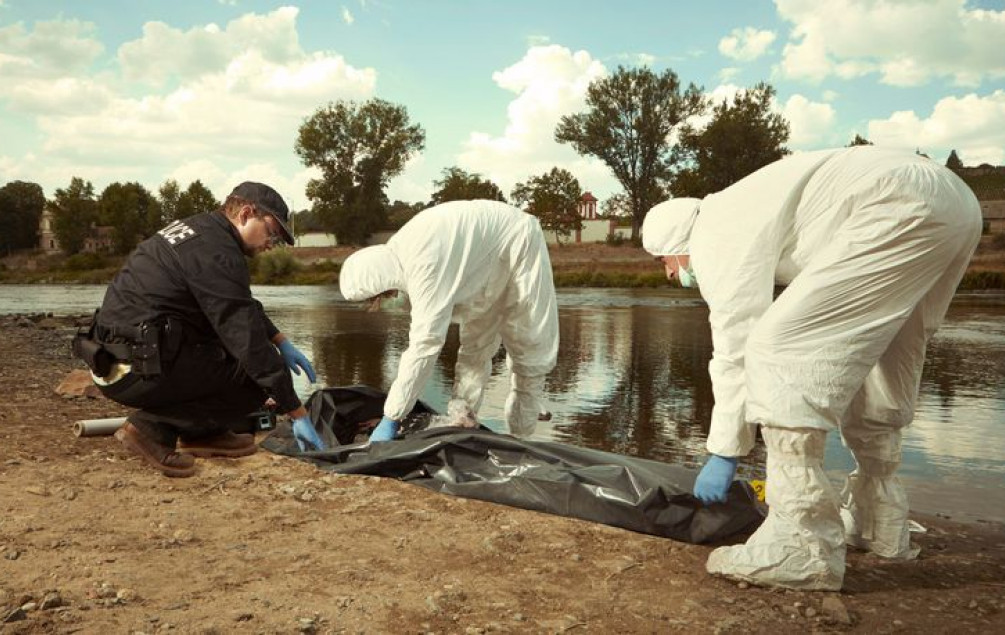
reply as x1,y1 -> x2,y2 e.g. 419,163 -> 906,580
4,64 -> 796,255
0,177 -> 220,256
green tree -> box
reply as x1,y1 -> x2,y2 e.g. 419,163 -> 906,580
601,192 -> 632,219
430,167 -> 506,204
49,177 -> 97,255
946,149 -> 964,170
290,207 -> 324,234
511,167 -> 583,245
0,180 -> 45,254
295,98 -> 425,245
670,83 -> 790,198
555,66 -> 705,240
387,199 -> 425,229
176,180 -> 219,219
848,134 -> 873,146
158,179 -> 183,222
98,182 -> 160,254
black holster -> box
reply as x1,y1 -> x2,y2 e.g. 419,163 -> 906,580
72,327 -> 115,377
72,310 -> 174,380
128,322 -> 163,378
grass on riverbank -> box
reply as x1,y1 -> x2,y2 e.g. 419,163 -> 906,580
2,238 -> 1004,290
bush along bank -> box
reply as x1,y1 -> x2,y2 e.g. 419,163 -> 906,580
2,251 -> 1003,291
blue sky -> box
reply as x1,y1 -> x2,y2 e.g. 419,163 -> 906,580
1,0 -> 1004,210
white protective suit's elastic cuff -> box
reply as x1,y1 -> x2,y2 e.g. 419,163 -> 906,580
706,421 -> 757,457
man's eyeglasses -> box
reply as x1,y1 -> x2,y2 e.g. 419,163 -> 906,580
256,209 -> 284,246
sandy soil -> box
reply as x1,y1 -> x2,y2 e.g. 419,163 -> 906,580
1,314 -> 1004,634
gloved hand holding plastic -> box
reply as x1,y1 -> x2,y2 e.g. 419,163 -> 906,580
694,454 -> 738,504
369,416 -> 400,442
278,339 -> 317,383
292,414 -> 326,451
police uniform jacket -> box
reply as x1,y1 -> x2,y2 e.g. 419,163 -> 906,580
97,212 -> 301,413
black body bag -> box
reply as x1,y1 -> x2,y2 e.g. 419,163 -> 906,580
262,385 -> 765,545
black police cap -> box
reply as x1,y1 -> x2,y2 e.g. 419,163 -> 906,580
230,181 -> 294,245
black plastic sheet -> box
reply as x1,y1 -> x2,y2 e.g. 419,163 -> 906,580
262,386 -> 764,544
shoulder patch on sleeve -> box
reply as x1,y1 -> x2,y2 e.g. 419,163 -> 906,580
158,220 -> 198,247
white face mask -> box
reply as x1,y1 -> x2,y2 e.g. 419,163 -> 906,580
677,257 -> 698,288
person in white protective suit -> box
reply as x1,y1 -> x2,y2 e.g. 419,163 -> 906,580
338,199 -> 559,442
642,146 -> 982,590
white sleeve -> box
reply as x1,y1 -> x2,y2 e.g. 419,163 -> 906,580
692,205 -> 781,457
704,303 -> 765,457
382,264 -> 455,422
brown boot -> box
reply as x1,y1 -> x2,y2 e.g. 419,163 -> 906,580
114,422 -> 196,478
179,431 -> 257,458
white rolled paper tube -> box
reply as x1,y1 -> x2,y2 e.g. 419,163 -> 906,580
72,417 -> 128,437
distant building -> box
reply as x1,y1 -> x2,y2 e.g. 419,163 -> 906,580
544,191 -> 631,245
980,201 -> 1005,234
294,232 -> 338,248
38,208 -> 114,254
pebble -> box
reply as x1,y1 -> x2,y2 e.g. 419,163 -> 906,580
172,529 -> 194,543
117,588 -> 138,602
821,596 -> 852,625
94,584 -> 117,600
2,608 -> 27,623
40,591 -> 63,609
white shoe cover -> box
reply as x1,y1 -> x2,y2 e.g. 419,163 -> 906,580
706,427 -> 846,591
840,456 -> 919,559
504,373 -> 545,438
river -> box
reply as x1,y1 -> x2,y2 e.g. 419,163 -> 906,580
2,284 -> 1003,524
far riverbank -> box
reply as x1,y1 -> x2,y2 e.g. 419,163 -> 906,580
2,240 -> 1004,289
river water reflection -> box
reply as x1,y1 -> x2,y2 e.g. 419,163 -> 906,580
3,284 -> 1004,524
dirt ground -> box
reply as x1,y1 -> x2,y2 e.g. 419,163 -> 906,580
1,314 -> 1004,635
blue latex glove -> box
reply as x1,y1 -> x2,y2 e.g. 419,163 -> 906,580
369,416 -> 400,443
278,339 -> 317,383
693,455 -> 739,504
292,415 -> 326,452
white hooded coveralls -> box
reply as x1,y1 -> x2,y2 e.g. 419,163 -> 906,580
644,146 -> 982,588
338,200 -> 559,437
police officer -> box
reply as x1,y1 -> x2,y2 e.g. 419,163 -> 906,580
83,181 -> 326,477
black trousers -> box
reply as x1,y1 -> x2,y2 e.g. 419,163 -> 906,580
99,342 -> 266,447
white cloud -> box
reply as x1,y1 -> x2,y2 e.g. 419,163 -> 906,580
718,67 -> 740,82
117,7 -> 303,85
636,53 -> 656,67
0,8 -> 377,197
0,18 -> 103,83
386,154 -> 431,203
683,84 -> 837,151
458,45 -> 617,198
781,93 -> 836,147
867,90 -> 1005,165
718,27 -> 776,62
777,0 -> 1005,86
611,52 -> 657,67
341,6 -> 355,25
